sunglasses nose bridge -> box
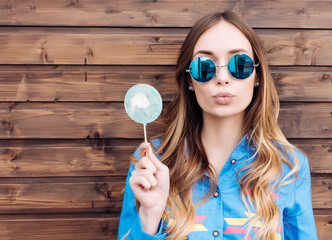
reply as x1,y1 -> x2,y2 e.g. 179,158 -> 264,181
214,64 -> 229,82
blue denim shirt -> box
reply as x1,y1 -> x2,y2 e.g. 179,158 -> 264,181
118,135 -> 318,240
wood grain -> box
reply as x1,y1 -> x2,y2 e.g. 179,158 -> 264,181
0,65 -> 330,102
0,1 -> 330,238
314,213 -> 332,240
0,215 -> 119,240
0,176 -> 328,215
0,139 -> 331,178
0,140 -> 135,177
0,180 -> 124,214
0,103 -> 331,139
0,0 -> 330,28
0,214 -> 330,240
291,139 -> 332,174
0,28 -> 331,65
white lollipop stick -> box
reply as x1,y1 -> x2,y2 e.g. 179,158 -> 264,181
143,123 -> 147,143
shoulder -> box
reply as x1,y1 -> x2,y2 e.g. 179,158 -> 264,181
274,141 -> 308,167
287,146 -> 309,172
278,143 -> 310,182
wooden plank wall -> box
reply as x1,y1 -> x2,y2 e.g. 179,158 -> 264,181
0,0 -> 331,239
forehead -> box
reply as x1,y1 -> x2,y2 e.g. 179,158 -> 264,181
193,20 -> 254,57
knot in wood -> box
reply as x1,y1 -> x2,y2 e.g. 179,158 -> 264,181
296,8 -> 306,15
87,130 -> 104,149
98,183 -> 111,199
4,149 -> 17,162
102,224 -> 110,233
87,130 -> 100,139
154,74 -> 162,81
2,5 -> 11,10
69,0 -> 79,6
320,127 -> 329,134
40,42 -> 48,63
105,8 -> 121,14
2,119 -> 13,131
86,47 -> 94,58
321,73 -> 331,81
9,103 -> 17,111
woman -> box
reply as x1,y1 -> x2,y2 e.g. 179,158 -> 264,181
118,11 -> 317,240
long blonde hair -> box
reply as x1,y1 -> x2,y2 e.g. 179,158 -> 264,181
155,11 -> 299,240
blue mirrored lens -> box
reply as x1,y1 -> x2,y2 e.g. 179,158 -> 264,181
189,57 -> 216,82
228,54 -> 254,79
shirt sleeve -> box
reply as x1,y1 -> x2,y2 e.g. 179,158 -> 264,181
283,152 -> 318,239
117,148 -> 166,240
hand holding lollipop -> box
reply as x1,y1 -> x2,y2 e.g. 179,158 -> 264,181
124,84 -> 169,236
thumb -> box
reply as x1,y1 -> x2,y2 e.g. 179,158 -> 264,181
138,142 -> 150,158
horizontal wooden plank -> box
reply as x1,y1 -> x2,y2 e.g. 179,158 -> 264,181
0,65 -> 330,102
0,0 -> 330,29
0,216 -> 119,240
272,67 -> 332,102
0,139 -> 330,178
0,176 -> 328,215
278,103 -> 332,138
314,213 -> 332,240
0,103 -> 330,139
291,139 -> 332,174
0,140 -> 135,177
0,181 -> 125,214
0,213 -> 330,239
311,175 -> 332,209
0,28 -> 331,65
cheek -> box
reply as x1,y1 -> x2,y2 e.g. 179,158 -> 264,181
237,80 -> 256,105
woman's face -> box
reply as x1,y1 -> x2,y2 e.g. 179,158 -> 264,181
190,20 -> 257,121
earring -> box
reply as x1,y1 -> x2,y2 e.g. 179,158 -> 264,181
255,82 -> 260,87
189,86 -> 194,91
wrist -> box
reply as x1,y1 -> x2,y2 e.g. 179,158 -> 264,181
139,206 -> 165,235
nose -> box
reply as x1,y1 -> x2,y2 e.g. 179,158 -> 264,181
215,65 -> 229,85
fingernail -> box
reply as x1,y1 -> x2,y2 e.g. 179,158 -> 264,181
142,142 -> 150,148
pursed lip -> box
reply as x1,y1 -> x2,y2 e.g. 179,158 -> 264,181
213,92 -> 234,98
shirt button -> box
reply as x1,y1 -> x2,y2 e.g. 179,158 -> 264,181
230,159 -> 236,164
213,230 -> 219,237
214,191 -> 220,197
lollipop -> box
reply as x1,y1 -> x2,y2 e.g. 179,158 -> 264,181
124,84 -> 163,142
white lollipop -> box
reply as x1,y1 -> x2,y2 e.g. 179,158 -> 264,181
124,84 -> 163,142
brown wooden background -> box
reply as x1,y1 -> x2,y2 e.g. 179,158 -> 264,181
0,0 -> 331,239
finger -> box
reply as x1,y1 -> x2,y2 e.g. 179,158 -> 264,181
138,142 -> 150,158
135,157 -> 157,174
133,169 -> 158,188
129,175 -> 152,191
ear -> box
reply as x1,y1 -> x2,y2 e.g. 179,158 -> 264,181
254,74 -> 260,87
188,81 -> 194,91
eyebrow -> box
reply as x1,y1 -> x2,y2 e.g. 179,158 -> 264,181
193,48 -> 249,58
193,50 -> 214,58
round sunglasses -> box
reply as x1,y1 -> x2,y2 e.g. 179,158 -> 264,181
186,54 -> 259,82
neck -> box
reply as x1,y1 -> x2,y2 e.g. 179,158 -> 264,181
201,113 -> 245,148
201,112 -> 245,175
